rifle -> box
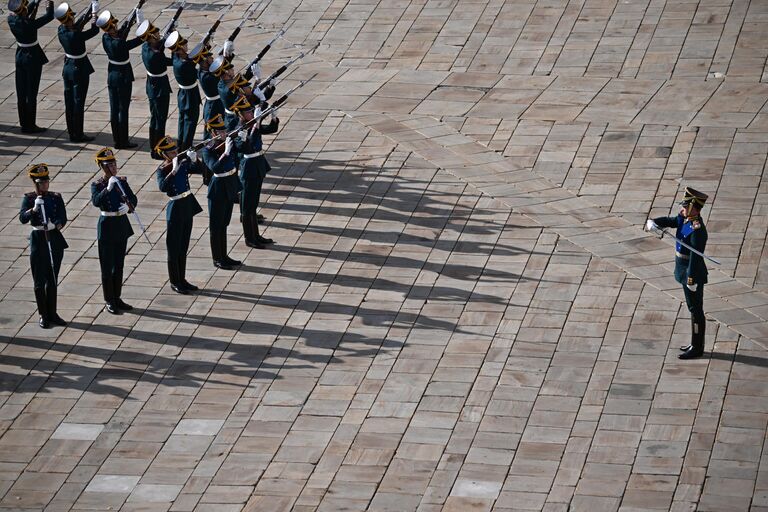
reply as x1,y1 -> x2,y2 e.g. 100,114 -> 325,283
218,1 -> 259,57
160,0 -> 184,40
118,0 -> 146,39
198,1 -> 231,47
28,0 -> 42,18
255,51 -> 306,90
73,2 -> 93,31
241,28 -> 284,79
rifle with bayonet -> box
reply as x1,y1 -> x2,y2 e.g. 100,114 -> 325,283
118,0 -> 146,39
72,2 -> 94,31
160,0 -> 184,40
242,28 -> 284,79
254,51 -> 307,90
218,1 -> 259,60
198,3 -> 230,48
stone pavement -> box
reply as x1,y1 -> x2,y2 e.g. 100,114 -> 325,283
1,0 -> 768,510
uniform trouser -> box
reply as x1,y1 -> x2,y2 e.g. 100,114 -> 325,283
16,61 -> 43,130
177,103 -> 200,152
683,284 -> 705,349
64,75 -> 89,138
98,236 -> 128,302
167,215 -> 193,285
208,198 -> 234,261
108,82 -> 132,146
31,239 -> 64,320
148,92 -> 170,154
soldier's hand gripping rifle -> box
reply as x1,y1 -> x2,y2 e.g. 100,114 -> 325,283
73,2 -> 95,31
218,1 -> 259,61
117,0 -> 146,39
160,0 -> 185,41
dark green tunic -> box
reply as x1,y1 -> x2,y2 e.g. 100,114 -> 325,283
58,23 -> 99,137
201,144 -> 242,230
172,53 -> 201,150
102,32 -> 143,145
19,192 -> 68,289
142,42 -> 172,135
91,176 -> 137,279
235,117 -> 278,215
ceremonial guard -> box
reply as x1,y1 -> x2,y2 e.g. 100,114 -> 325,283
96,8 -> 143,149
646,187 -> 709,360
55,1 -> 99,142
136,19 -> 172,160
19,164 -> 68,328
201,114 -> 242,270
193,43 -> 222,140
155,136 -> 203,294
230,95 -> 278,248
165,31 -> 200,151
92,148 -> 137,314
209,56 -> 240,131
8,0 -> 54,133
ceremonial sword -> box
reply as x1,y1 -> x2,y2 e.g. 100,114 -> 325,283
647,221 -> 721,265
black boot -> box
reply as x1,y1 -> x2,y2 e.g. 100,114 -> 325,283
46,285 -> 67,326
679,317 -> 704,360
103,276 -> 120,314
113,274 -> 133,310
242,214 -> 264,248
34,287 -> 50,328
168,257 -> 188,294
221,230 -> 241,267
178,254 -> 198,291
111,118 -> 121,148
252,213 -> 274,246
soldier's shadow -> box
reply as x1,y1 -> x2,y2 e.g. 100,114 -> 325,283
709,351 -> 768,368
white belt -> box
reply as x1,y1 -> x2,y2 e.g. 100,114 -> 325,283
170,190 -> 192,201
17,40 -> 39,48
65,52 -> 86,59
224,108 -> 235,115
101,211 -> 126,217
146,70 -> 168,78
676,251 -> 690,260
243,150 -> 265,159
213,169 -> 236,178
32,225 -> 56,231
204,94 -> 220,101
178,80 -> 199,90
109,58 -> 130,65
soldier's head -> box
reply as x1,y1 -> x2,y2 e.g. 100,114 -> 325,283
95,147 -> 118,176
164,31 -> 188,57
155,136 -> 178,161
680,187 -> 708,218
8,0 -> 29,17
54,2 -> 75,27
136,19 -> 160,44
231,95 -> 255,121
205,114 -> 227,138
189,42 -> 212,68
28,163 -> 50,193
96,10 -> 119,34
210,56 -> 233,80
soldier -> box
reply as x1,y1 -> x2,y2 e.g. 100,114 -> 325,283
230,95 -> 278,248
96,9 -> 144,149
209,56 -> 240,131
92,147 -> 137,314
200,114 -> 242,270
155,136 -> 204,294
7,0 -> 55,134
646,187 -> 709,360
193,43 -> 222,140
136,19 -> 172,160
19,163 -> 68,328
165,31 -> 200,151
55,1 -> 99,142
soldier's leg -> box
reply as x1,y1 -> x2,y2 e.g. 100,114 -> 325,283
166,217 -> 181,286
680,284 -> 705,359
179,216 -> 193,284
209,199 -> 223,262
120,82 -> 134,147
113,236 -> 131,310
202,101 -> 211,139
98,239 -> 117,312
108,84 -> 121,145
185,102 -> 199,151
31,251 -> 49,327
25,63 -> 45,131
156,92 -> 170,146
15,63 -> 28,130
63,78 -> 76,138
47,243 -> 66,326
72,75 -> 90,139
148,95 -> 162,159
221,201 -> 240,266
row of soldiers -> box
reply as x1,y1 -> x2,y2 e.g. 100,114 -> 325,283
7,0 -> 286,156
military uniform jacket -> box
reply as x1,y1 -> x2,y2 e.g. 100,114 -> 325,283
58,24 -> 99,80
156,159 -> 204,222
19,192 -> 69,255
141,42 -> 172,98
172,53 -> 201,110
217,79 -> 238,113
102,32 -> 142,86
653,213 -> 708,286
199,69 -> 220,101
236,118 -> 278,178
91,176 -> 137,242
8,2 -> 54,66
201,144 -> 242,202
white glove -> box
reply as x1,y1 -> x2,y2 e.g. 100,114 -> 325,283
33,196 -> 44,212
687,282 -> 698,292
253,86 -> 266,102
171,156 -> 179,175
249,62 -> 262,80
224,137 -> 233,156
237,130 -> 247,141
136,8 -> 144,24
645,219 -> 655,232
223,40 -> 234,58
254,107 -> 262,119
107,176 -> 119,191
270,112 -> 278,122
90,0 -> 99,13
186,149 -> 197,161
46,220 -> 56,230
118,203 -> 130,215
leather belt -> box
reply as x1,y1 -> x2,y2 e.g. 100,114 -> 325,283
101,211 -> 126,217
675,251 -> 690,260
243,150 -> 265,159
178,80 -> 199,90
213,169 -> 236,178
170,190 -> 192,201
146,70 -> 168,78
65,52 -> 86,59
17,40 -> 39,48
32,225 -> 56,231
109,58 -> 130,65
204,94 -> 220,101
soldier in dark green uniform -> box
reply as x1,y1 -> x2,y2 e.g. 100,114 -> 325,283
164,31 -> 200,151
193,43 -> 222,140
7,0 -> 54,133
96,9 -> 143,148
201,114 -> 242,270
92,147 -> 137,314
647,187 -> 709,360
155,135 -> 204,294
230,95 -> 278,249
136,19 -> 172,160
55,1 -> 99,142
19,163 -> 68,328
210,56 -> 240,131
